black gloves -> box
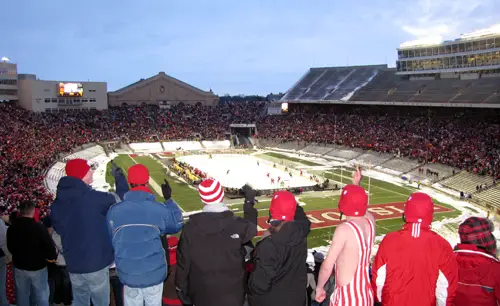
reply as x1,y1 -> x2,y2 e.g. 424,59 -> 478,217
161,179 -> 172,201
242,184 -> 257,205
111,161 -> 124,177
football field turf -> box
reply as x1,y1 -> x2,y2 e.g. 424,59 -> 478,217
106,154 -> 461,248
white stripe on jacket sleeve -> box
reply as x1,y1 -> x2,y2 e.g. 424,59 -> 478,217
435,270 -> 449,306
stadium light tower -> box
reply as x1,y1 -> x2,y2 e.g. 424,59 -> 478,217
1,57 -> 10,62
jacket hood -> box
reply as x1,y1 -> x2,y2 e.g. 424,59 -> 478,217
188,210 -> 236,235
269,221 -> 307,246
55,176 -> 90,202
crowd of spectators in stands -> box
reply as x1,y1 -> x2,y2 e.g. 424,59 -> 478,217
258,104 -> 500,178
1,101 -> 500,218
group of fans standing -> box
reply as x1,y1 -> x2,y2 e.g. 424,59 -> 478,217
1,160 -> 498,306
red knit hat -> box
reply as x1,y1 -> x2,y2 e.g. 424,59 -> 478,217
270,191 -> 297,221
65,159 -> 91,180
404,192 -> 434,225
199,178 -> 224,204
128,164 -> 149,185
338,185 -> 368,217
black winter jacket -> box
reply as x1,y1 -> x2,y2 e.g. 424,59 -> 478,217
7,217 -> 57,271
248,206 -> 311,306
175,202 -> 257,306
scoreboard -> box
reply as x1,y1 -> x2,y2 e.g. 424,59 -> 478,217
58,83 -> 83,97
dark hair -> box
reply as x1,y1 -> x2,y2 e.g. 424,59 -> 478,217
19,201 -> 35,216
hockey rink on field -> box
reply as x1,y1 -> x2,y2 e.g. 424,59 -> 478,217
177,154 -> 317,190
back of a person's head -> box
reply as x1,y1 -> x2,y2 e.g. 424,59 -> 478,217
19,200 -> 35,217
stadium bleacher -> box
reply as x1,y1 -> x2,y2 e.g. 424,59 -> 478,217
300,144 -> 334,155
351,152 -> 392,167
474,186 -> 500,207
281,65 -> 386,101
440,171 -> 494,195
281,64 -> 500,105
379,157 -> 419,174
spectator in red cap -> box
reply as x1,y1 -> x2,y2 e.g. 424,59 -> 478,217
315,167 -> 375,306
454,217 -> 499,306
175,181 -> 258,306
50,159 -> 129,306
248,190 -> 311,306
107,164 -> 183,306
371,192 -> 458,306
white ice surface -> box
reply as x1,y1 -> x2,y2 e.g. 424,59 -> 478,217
177,154 -> 317,190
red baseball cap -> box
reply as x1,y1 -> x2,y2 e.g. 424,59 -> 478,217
128,164 -> 149,185
65,159 -> 91,180
338,185 -> 368,217
270,191 -> 297,221
404,192 -> 434,225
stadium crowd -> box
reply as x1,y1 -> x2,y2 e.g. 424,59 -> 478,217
258,104 -> 500,178
1,163 -> 498,306
0,101 -> 499,217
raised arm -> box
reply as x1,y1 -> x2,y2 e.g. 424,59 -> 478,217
111,161 -> 129,200
160,179 -> 183,234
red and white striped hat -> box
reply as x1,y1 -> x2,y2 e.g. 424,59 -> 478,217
198,178 -> 225,205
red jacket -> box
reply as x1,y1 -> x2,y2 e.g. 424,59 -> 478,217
454,244 -> 500,306
372,224 -> 458,306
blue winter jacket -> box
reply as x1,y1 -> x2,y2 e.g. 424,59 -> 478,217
51,175 -> 129,274
106,189 -> 184,288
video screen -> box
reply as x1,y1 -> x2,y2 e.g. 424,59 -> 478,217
58,83 -> 83,97
281,102 -> 289,113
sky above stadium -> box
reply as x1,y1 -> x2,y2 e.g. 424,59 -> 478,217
4,0 -> 500,95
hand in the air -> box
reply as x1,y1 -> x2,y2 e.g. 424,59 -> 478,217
161,179 -> 172,201
315,287 -> 326,303
111,161 -> 124,177
353,166 -> 362,186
